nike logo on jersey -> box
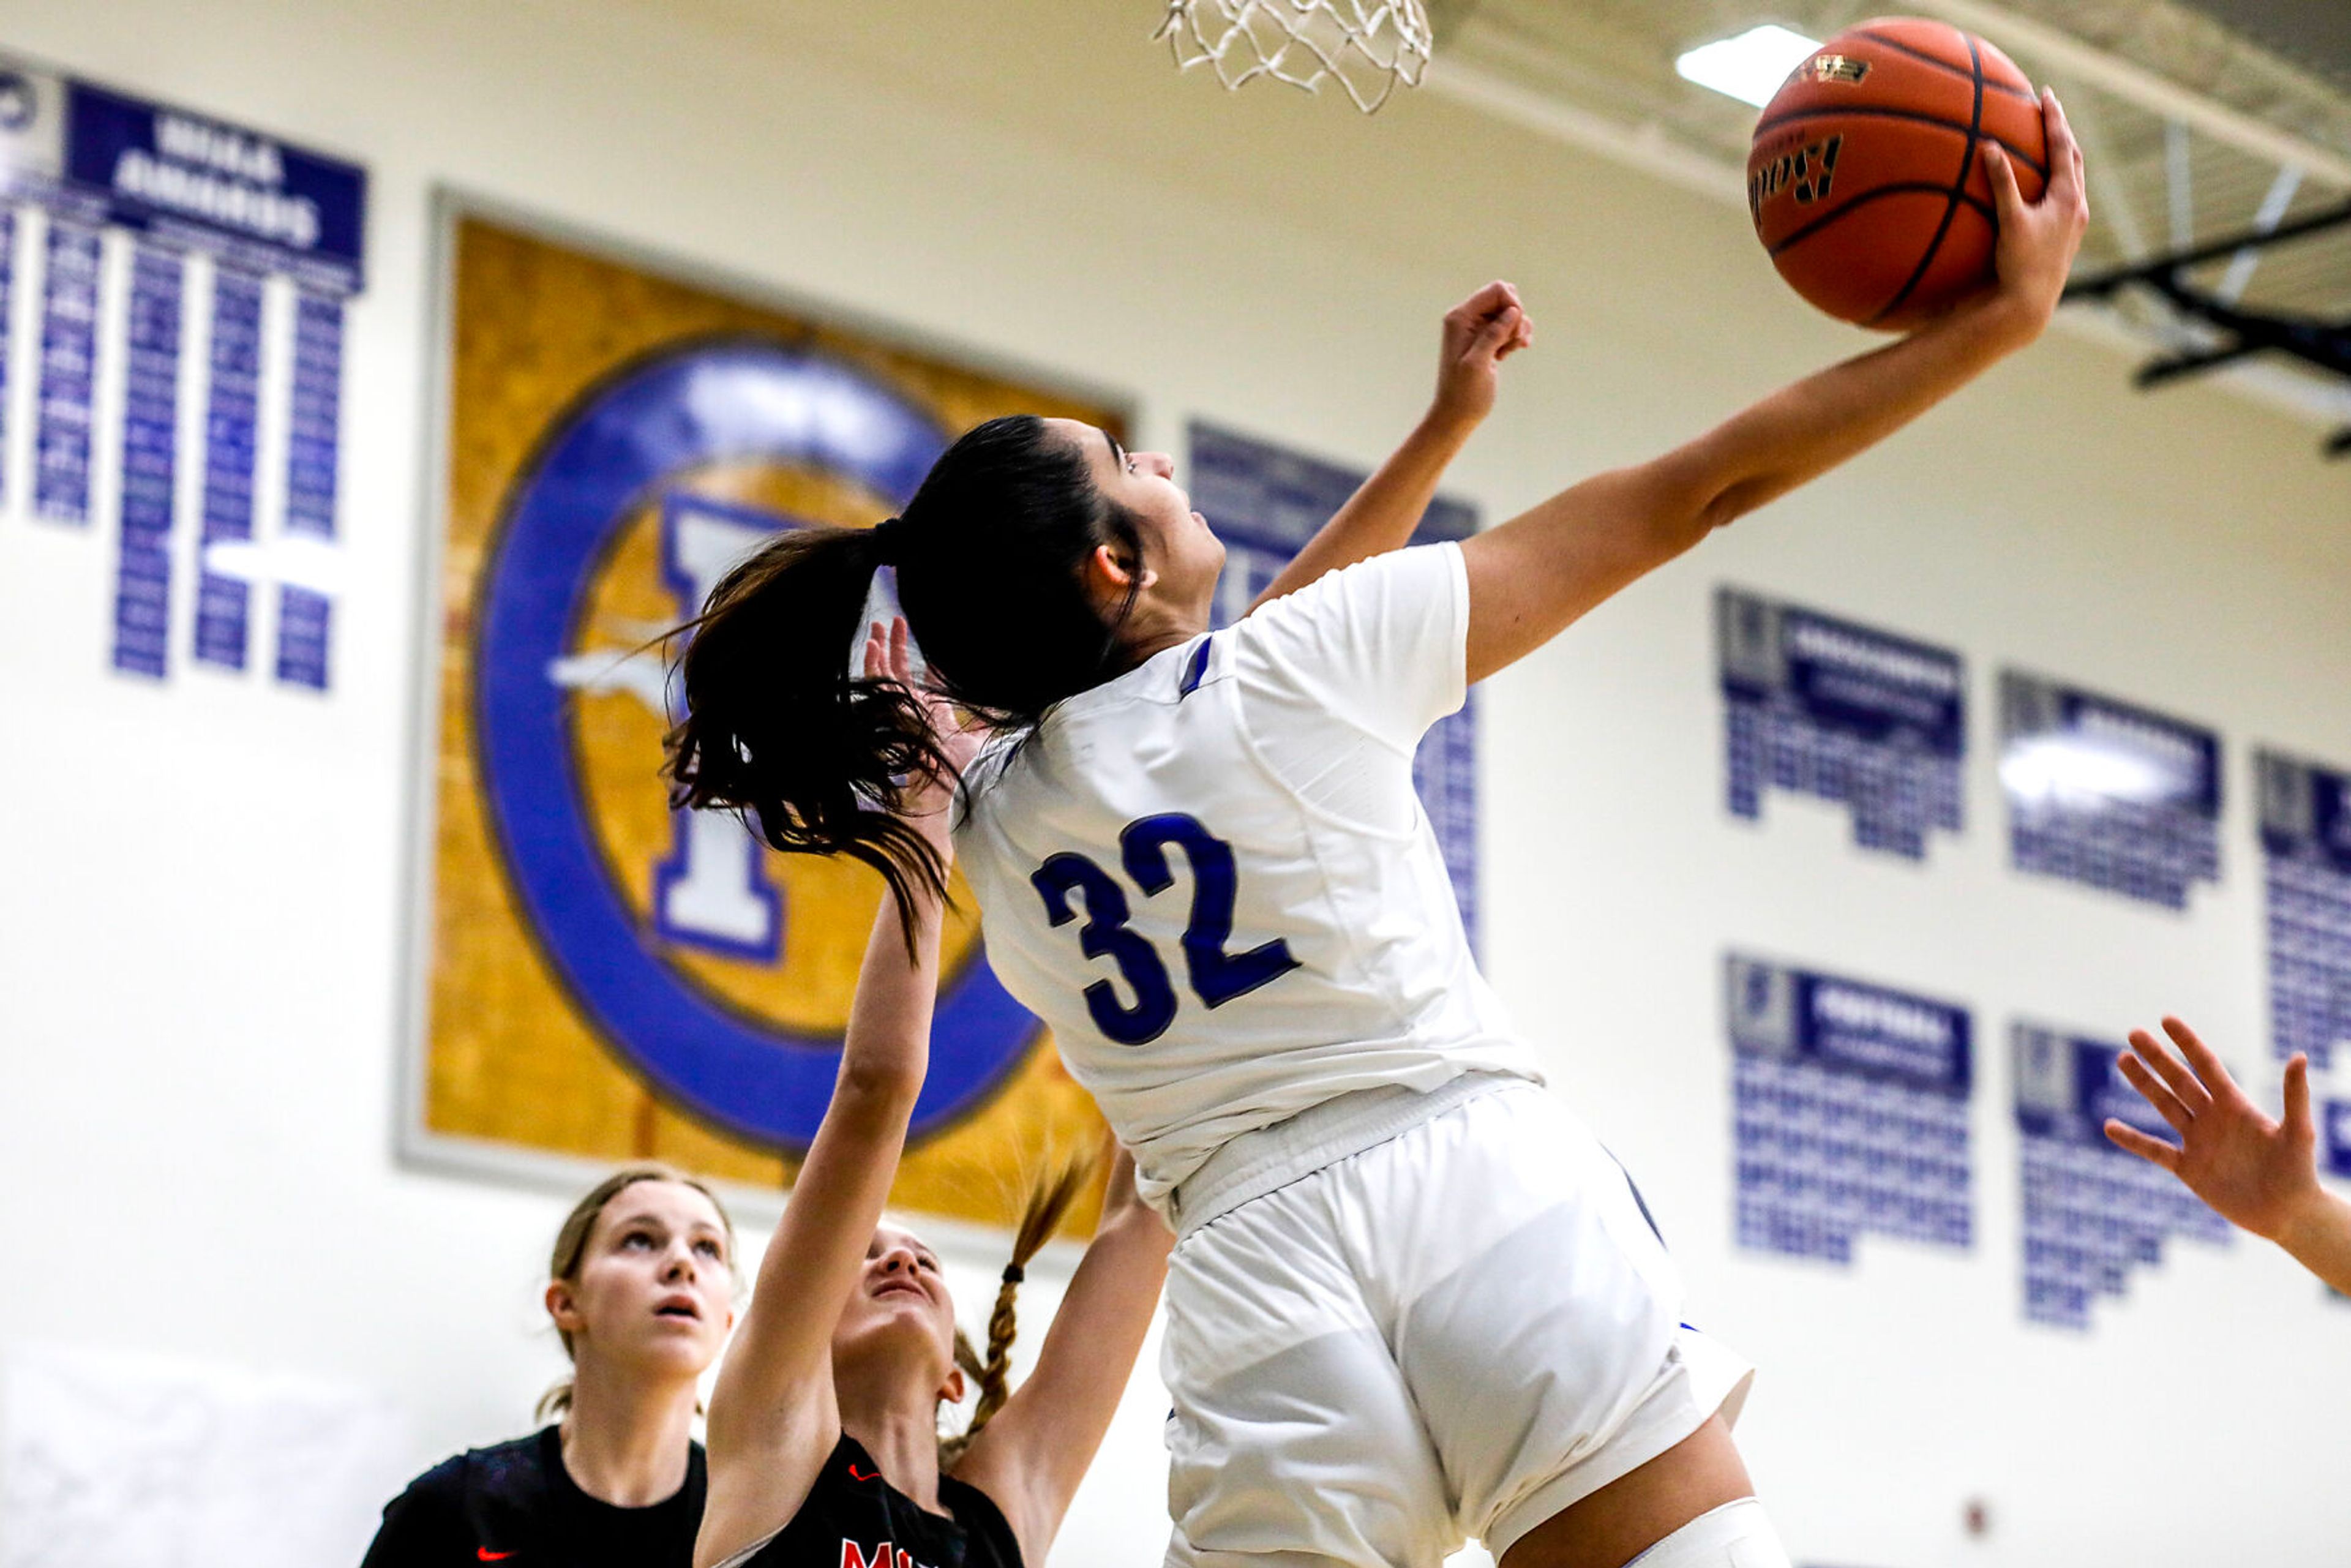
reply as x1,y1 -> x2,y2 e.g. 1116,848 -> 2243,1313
846,1463 -> 880,1482
476,1551 -> 515,1562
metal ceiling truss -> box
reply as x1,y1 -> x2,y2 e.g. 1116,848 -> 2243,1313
2066,197 -> 2351,455
1422,0 -> 2351,460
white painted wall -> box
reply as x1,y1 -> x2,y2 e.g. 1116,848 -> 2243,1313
0,2 -> 2345,1565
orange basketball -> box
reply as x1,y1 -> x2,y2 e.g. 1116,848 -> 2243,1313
1747,18 -> 2047,329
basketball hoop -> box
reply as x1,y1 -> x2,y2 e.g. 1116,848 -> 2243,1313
1157,0 -> 1434,114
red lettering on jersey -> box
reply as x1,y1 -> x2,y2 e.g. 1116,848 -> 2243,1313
839,1543 -> 892,1568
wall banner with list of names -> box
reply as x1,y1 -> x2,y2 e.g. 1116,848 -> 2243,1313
2258,749 -> 2351,1071
1717,586 -> 1965,860
1999,671 -> 2222,910
0,51 -> 365,689
1727,954 -> 1973,1266
2013,1022 -> 2230,1330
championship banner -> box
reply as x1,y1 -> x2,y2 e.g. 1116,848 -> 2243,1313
1727,954 -> 1973,1266
1716,587 -> 1965,861
2012,1022 -> 2229,1330
1999,670 -> 2222,910
413,209 -> 1119,1220
2257,749 -> 2351,1070
0,50 -> 364,688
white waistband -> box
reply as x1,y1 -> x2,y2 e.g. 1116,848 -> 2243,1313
1167,1070 -> 1523,1236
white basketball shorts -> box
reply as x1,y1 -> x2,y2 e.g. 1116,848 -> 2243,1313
1160,1073 -> 1754,1567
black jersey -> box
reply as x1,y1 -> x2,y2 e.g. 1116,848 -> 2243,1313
361,1425 -> 704,1567
716,1435 -> 1021,1568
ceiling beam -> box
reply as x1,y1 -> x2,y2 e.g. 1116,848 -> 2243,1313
1908,0 -> 2351,190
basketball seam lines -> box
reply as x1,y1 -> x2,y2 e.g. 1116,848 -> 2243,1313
1871,30 -> 1984,324
1765,183 -> 1997,259
1851,26 -> 2036,103
1751,107 -> 2048,180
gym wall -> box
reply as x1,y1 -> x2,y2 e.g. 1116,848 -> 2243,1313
0,2 -> 2344,1565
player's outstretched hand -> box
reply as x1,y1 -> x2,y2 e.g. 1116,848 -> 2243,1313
1982,87 -> 2088,340
2104,1017 -> 2320,1239
863,616 -> 983,833
1430,280 -> 1535,434
2105,1018 -> 2351,1292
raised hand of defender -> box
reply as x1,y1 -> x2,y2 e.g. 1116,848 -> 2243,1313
863,616 -> 983,830
2103,1016 -> 2321,1242
1983,87 -> 2089,335
1430,279 -> 1535,433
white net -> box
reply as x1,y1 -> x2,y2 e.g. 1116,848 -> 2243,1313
1157,0 -> 1434,114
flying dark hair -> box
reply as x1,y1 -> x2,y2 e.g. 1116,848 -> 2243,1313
664,415 -> 1144,933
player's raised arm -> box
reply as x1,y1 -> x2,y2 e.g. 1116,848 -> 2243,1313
696,620 -> 977,1568
2104,1017 -> 2351,1294
1247,280 -> 1533,615
1458,89 -> 2088,685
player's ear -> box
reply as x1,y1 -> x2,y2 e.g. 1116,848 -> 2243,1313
545,1280 -> 583,1334
1086,541 -> 1139,589
938,1364 -> 967,1406
1083,541 -> 1153,612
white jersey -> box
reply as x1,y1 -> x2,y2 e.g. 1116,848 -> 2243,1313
956,542 -> 1543,1214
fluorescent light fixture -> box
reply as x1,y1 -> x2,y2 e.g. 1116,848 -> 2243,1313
1674,24 -> 1820,109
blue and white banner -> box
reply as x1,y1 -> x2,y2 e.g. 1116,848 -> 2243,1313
2259,750 -> 2351,1070
2012,1022 -> 2230,1330
2000,671 -> 2221,910
0,50 -> 364,690
0,63 -> 364,293
109,242 -> 182,677
193,268 -> 262,669
2324,1098 -> 2351,1181
0,207 -> 15,501
1718,587 -> 1964,858
32,217 -> 100,524
273,289 -> 343,688
1188,422 -> 1480,945
1727,955 -> 1972,1264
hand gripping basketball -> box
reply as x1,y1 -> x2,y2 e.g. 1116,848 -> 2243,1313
1983,89 -> 2089,337
1747,19 -> 2086,331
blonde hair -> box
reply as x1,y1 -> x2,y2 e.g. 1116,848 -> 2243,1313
937,1146 -> 1103,1468
536,1165 -> 737,1422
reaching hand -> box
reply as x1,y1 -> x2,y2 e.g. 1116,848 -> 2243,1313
2103,1016 -> 2322,1242
1982,87 -> 2089,341
862,617 -> 983,831
1430,280 -> 1535,434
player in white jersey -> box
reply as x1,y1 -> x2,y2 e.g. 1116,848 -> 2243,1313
669,103 -> 2087,1568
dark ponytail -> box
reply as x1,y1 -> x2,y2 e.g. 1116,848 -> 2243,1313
665,523 -> 954,935
665,415 -> 1146,925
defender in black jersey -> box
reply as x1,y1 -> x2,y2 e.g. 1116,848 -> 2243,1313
364,1167 -> 738,1567
362,1425 -> 705,1568
689,623 -> 1171,1568
710,1435 -> 1016,1568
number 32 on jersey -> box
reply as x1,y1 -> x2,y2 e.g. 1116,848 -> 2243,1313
1030,814 -> 1298,1046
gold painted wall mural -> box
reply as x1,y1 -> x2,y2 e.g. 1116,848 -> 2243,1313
419,210 -> 1117,1225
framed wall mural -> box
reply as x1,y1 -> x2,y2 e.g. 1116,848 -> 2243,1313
408,204 -> 1122,1225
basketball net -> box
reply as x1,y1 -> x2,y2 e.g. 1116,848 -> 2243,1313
1157,0 -> 1433,114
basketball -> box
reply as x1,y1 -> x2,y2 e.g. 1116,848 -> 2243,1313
1747,18 -> 2049,329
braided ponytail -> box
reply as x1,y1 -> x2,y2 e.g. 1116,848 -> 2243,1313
937,1145 -> 1104,1466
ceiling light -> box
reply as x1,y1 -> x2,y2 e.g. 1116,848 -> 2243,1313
1674,24 -> 1820,109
